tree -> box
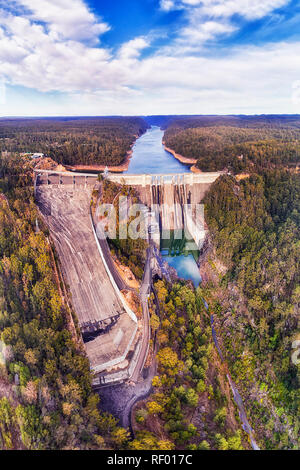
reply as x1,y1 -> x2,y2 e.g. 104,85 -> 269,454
111,428 -> 130,449
227,431 -> 244,450
130,431 -> 174,450
152,376 -> 161,388
214,407 -> 227,427
157,347 -> 183,376
215,433 -> 228,450
196,380 -> 206,394
198,440 -> 210,450
185,388 -> 199,408
150,314 -> 160,332
146,401 -> 163,416
135,408 -> 148,423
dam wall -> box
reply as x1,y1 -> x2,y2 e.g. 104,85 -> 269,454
107,172 -> 222,187
107,172 -> 221,246
35,168 -> 221,251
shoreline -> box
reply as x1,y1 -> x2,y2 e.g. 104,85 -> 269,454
65,148 -> 133,173
163,142 -> 197,165
191,164 -> 202,173
65,130 -> 145,173
49,129 -> 202,175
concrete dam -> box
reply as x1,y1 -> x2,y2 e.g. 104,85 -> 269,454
107,172 -> 222,249
34,169 -> 221,385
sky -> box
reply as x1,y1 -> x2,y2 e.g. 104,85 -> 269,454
1,0 -> 300,116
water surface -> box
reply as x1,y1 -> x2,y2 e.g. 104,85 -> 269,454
125,126 -> 191,174
125,126 -> 200,286
161,252 -> 201,287
160,233 -> 201,287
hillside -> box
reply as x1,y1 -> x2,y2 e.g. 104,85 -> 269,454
200,171 -> 300,449
0,153 -> 129,450
163,115 -> 300,173
0,117 -> 148,167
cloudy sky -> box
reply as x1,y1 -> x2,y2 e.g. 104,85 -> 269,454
1,0 -> 300,116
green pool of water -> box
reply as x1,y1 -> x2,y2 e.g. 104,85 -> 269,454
160,231 -> 201,287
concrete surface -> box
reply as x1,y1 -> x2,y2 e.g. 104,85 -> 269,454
36,182 -> 138,375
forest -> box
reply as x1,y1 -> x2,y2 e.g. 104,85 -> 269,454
99,177 -> 148,280
0,116 -> 299,450
132,170 -> 299,450
164,115 -> 300,173
202,171 -> 300,449
130,280 -> 249,450
0,154 -> 129,450
0,117 -> 148,167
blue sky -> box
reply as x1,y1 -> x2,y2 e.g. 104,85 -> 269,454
0,0 -> 300,115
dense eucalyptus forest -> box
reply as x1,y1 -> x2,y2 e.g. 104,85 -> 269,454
0,115 -> 299,450
0,117 -> 148,167
130,280 -> 249,450
131,170 -> 299,451
201,171 -> 300,448
0,154 -> 129,450
164,115 -> 300,173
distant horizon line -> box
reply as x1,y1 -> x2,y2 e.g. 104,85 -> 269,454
1,113 -> 300,119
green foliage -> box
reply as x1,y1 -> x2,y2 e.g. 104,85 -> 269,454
204,171 -> 300,448
164,116 -> 300,173
214,407 -> 227,427
136,280 -> 229,448
198,440 -> 210,450
0,398 -> 15,449
215,430 -> 244,450
157,347 -> 182,376
0,155 -> 125,450
185,388 -> 199,407
101,179 -> 147,279
135,408 -> 149,424
0,117 -> 148,167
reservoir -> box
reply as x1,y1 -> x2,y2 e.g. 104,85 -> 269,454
126,127 -> 200,286
125,126 -> 191,174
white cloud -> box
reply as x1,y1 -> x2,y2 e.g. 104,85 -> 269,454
161,0 -> 290,19
178,19 -> 236,46
13,0 -> 110,42
2,34 -> 300,115
0,0 -> 297,115
199,0 -> 290,20
0,7 -> 114,93
158,0 -> 291,54
160,0 -> 177,11
118,38 -> 149,60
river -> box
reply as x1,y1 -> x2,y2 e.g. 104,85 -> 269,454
125,126 -> 191,174
127,126 -> 200,286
